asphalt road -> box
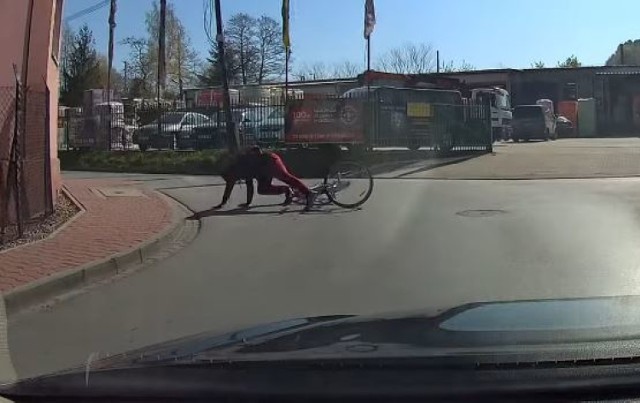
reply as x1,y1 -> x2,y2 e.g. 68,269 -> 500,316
9,167 -> 640,378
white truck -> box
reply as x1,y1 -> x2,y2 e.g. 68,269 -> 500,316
471,88 -> 512,141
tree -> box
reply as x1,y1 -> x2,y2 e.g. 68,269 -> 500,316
531,60 -> 546,68
225,13 -> 258,85
606,40 -> 640,66
332,61 -> 361,78
198,43 -> 240,86
121,36 -> 154,97
254,16 -> 286,83
441,59 -> 475,73
557,55 -> 581,68
377,42 -> 435,74
60,24 -> 102,106
145,0 -> 200,97
59,22 -> 75,90
294,62 -> 330,81
97,54 -> 124,95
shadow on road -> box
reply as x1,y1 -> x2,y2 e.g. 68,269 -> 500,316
370,152 -> 486,179
187,204 -> 356,219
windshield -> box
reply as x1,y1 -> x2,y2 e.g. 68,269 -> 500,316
513,106 -> 544,118
10,0 -> 640,395
158,112 -> 185,124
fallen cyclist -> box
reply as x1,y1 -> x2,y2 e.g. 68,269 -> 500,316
214,146 -> 315,211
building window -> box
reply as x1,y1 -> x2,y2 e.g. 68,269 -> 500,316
51,0 -> 64,65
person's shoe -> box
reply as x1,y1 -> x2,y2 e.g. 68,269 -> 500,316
282,188 -> 293,206
304,191 -> 316,211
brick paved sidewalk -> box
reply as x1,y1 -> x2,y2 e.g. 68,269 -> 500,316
0,179 -> 174,292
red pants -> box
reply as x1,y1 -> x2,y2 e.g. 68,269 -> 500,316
257,154 -> 310,196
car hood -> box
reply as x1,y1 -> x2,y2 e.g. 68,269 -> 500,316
140,123 -> 181,131
9,295 -> 640,399
10,296 -> 640,376
8,296 -> 640,399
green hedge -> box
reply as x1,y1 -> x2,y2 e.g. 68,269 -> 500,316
59,149 -> 339,177
60,150 -> 233,175
59,148 -> 466,178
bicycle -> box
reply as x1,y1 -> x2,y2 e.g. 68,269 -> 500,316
291,160 -> 374,209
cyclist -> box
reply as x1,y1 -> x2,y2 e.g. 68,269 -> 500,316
214,146 -> 315,211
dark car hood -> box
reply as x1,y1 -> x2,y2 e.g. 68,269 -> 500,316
7,295 -> 640,398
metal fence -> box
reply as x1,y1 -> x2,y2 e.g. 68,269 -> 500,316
58,91 -> 491,153
286,89 -> 492,152
58,98 -> 286,151
1,81 -> 52,244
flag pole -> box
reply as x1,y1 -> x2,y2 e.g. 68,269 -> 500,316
367,37 -> 371,73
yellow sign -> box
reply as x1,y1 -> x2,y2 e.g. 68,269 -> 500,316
407,102 -> 432,118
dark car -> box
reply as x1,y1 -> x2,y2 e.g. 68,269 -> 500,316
132,112 -> 213,151
189,110 -> 245,150
512,105 -> 551,142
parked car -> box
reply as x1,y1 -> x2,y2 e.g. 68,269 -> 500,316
512,105 -> 556,142
240,106 -> 285,145
132,112 -> 212,151
188,110 -> 245,150
556,115 -> 574,137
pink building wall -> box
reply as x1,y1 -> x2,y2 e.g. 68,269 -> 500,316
0,0 -> 63,218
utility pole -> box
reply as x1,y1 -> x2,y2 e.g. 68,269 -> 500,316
157,0 -> 166,147
214,0 -> 239,152
106,0 -> 116,151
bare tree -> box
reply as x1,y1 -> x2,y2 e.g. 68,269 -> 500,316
170,23 -> 200,95
294,62 -> 330,81
225,13 -> 258,85
121,36 -> 154,97
441,59 -> 475,73
457,60 -> 475,71
145,1 -> 200,97
332,61 -> 361,78
377,42 -> 435,74
255,16 -> 286,83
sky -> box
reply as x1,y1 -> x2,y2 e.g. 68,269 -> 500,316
64,0 -> 640,73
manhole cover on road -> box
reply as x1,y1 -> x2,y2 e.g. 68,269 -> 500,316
456,209 -> 507,218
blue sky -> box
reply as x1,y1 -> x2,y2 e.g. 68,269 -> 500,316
64,0 -> 638,72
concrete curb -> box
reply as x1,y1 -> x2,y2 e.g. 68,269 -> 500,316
3,189 -> 191,317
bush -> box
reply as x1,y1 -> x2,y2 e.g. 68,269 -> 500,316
60,150 -> 229,175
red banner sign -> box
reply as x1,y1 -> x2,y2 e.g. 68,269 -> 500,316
285,98 -> 365,144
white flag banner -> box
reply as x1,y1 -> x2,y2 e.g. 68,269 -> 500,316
364,0 -> 376,39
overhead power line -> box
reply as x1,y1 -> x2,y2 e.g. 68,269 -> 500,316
65,0 -> 109,22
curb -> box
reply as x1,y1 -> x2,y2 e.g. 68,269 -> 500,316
3,189 -> 192,317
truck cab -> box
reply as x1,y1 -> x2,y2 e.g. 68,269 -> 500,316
471,88 -> 512,141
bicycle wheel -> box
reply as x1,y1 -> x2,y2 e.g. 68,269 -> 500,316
323,160 -> 373,209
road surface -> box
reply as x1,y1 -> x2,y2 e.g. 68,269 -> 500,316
9,138 -> 640,378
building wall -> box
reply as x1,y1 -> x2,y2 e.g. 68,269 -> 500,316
0,0 -> 63,221
510,69 -> 596,107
